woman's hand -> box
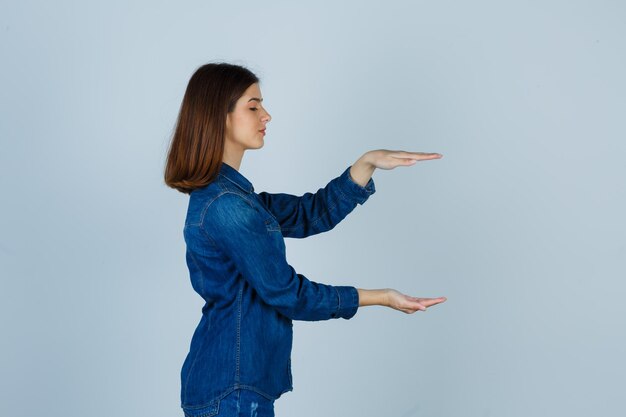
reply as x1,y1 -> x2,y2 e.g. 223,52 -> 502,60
350,150 -> 442,187
385,289 -> 447,314
357,288 -> 447,314
364,149 -> 443,170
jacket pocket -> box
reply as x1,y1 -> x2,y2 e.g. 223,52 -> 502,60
182,399 -> 219,417
263,215 -> 281,233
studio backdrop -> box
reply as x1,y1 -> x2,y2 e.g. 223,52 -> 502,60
1,1 -> 625,416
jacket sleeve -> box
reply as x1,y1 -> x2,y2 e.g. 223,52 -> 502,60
202,192 -> 359,321
256,165 -> 376,239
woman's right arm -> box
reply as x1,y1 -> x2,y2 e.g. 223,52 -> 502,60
256,163 -> 376,239
357,288 -> 447,314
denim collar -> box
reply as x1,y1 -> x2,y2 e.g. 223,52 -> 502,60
219,162 -> 254,194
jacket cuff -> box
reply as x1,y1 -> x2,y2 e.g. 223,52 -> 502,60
338,166 -> 376,205
333,286 -> 359,319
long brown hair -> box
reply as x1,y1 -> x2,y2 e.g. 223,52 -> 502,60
164,62 -> 259,194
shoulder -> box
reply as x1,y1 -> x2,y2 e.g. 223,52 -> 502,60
207,191 -> 254,213
201,192 -> 261,230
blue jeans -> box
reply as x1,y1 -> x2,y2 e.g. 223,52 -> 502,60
183,389 -> 275,417
221,389 -> 275,417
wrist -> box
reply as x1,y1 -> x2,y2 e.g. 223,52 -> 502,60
349,156 -> 376,188
381,288 -> 391,307
357,288 -> 391,307
361,151 -> 375,168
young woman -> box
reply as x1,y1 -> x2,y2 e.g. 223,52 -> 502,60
164,62 -> 447,417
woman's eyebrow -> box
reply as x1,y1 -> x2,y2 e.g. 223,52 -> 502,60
247,97 -> 263,102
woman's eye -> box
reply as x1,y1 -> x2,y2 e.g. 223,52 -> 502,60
250,108 -> 258,111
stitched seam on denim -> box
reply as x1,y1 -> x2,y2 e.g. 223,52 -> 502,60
260,208 -> 284,232
217,178 -> 226,193
335,180 -> 352,202
308,196 -> 340,228
198,192 -> 254,245
256,197 -> 282,232
334,286 -> 342,316
346,167 -> 374,192
182,396 -> 220,417
182,386 -> 238,411
198,191 -> 230,229
219,172 -> 252,194
337,179 -> 365,205
182,179 -> 230,228
183,410 -> 215,417
183,402 -> 219,417
236,385 -> 279,401
340,168 -> 374,203
235,282 -> 243,383
263,212 -> 281,232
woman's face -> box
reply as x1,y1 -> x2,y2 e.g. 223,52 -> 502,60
225,83 -> 271,151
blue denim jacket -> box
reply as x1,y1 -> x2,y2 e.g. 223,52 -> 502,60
180,161 -> 376,417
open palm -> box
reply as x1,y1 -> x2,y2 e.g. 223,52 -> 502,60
387,289 -> 447,314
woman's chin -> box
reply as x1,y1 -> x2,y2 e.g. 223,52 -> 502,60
246,140 -> 264,150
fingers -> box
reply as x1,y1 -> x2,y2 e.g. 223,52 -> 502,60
403,305 -> 425,314
419,297 -> 447,307
401,296 -> 447,313
385,149 -> 442,156
388,288 -> 447,315
403,297 -> 427,312
413,302 -> 427,312
389,152 -> 443,165
411,153 -> 443,161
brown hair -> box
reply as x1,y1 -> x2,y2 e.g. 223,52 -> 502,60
164,62 -> 259,194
